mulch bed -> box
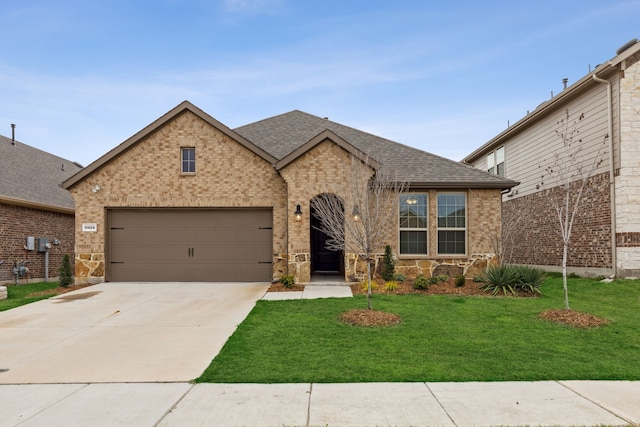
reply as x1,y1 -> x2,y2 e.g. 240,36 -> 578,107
267,282 -> 305,292
539,309 -> 610,328
26,282 -> 95,298
269,277 -> 608,328
339,309 -> 401,327
351,278 -> 538,298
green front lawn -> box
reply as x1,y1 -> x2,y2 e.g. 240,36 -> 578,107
196,277 -> 640,383
0,281 -> 63,312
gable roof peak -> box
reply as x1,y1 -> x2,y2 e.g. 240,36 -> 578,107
63,100 -> 277,189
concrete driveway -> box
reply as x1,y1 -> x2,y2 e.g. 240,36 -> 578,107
0,282 -> 269,384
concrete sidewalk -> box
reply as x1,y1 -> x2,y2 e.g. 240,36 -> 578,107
262,284 -> 353,300
0,380 -> 638,426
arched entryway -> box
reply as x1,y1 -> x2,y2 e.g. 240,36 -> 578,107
310,194 -> 344,277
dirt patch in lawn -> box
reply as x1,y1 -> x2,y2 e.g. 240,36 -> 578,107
539,309 -> 610,328
26,283 -> 96,298
339,309 -> 401,327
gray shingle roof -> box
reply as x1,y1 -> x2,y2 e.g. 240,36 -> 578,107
234,110 -> 518,189
0,135 -> 82,211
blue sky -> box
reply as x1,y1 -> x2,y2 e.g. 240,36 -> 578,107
2,0 -> 639,166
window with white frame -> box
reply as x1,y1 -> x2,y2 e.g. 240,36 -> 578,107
399,194 -> 428,255
181,147 -> 196,173
486,146 -> 505,177
486,152 -> 495,174
437,193 -> 466,255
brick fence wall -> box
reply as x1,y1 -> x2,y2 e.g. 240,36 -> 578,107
0,203 -> 75,284
502,171 -> 612,269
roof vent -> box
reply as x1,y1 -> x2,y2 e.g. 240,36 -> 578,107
10,124 -> 15,145
616,38 -> 639,55
562,78 -> 568,89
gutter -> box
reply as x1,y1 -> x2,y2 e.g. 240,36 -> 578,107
592,72 -> 617,278
0,195 -> 75,215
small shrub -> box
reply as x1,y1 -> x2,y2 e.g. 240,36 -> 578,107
568,272 -> 580,279
360,281 -> 378,292
472,275 -> 484,282
413,275 -> 431,290
393,273 -> 406,282
58,254 -> 73,288
279,275 -> 295,288
384,281 -> 398,291
380,245 -> 395,281
455,275 -> 466,287
436,274 -> 449,282
428,276 -> 440,285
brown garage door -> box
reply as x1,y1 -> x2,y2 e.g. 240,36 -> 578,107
107,209 -> 273,282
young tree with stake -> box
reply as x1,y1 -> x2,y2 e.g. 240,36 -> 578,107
541,109 -> 606,310
311,154 -> 405,310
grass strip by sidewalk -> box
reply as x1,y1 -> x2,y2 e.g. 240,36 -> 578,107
0,282 -> 62,312
196,277 -> 640,383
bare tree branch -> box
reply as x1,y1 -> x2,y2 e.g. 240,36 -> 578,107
541,109 -> 607,309
311,154 -> 406,309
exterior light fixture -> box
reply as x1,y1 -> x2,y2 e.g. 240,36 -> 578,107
294,204 -> 302,222
92,184 -> 101,193
352,205 -> 361,222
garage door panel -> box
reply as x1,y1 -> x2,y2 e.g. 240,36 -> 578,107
107,209 -> 273,282
110,245 -> 190,264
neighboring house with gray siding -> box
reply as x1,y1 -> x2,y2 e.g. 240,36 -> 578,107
0,134 -> 82,284
463,39 -> 640,277
63,101 -> 517,284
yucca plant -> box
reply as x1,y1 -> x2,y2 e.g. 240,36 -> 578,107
479,265 -> 520,296
513,265 -> 544,294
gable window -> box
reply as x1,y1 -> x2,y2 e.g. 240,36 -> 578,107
181,147 -> 196,173
399,194 -> 428,255
437,193 -> 466,255
487,146 -> 505,177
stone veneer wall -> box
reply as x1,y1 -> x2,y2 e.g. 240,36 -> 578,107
616,51 -> 640,275
0,203 -> 75,284
283,185 -> 503,283
278,140 -> 374,282
502,171 -> 612,272
69,111 -> 287,283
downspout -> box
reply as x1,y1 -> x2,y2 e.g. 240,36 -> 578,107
592,73 -> 617,277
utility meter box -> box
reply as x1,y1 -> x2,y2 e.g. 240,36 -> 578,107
37,238 -> 49,252
25,236 -> 35,251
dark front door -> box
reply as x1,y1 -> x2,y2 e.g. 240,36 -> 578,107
310,206 -> 343,274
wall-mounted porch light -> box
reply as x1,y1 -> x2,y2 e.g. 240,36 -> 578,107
294,204 -> 303,222
352,205 -> 361,222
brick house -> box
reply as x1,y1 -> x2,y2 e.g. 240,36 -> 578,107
0,133 -> 82,284
62,101 -> 516,283
463,39 -> 640,277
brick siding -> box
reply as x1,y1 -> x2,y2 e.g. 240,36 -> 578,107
69,110 -> 287,282
0,203 -> 75,284
502,171 -> 612,269
69,111 -> 505,283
